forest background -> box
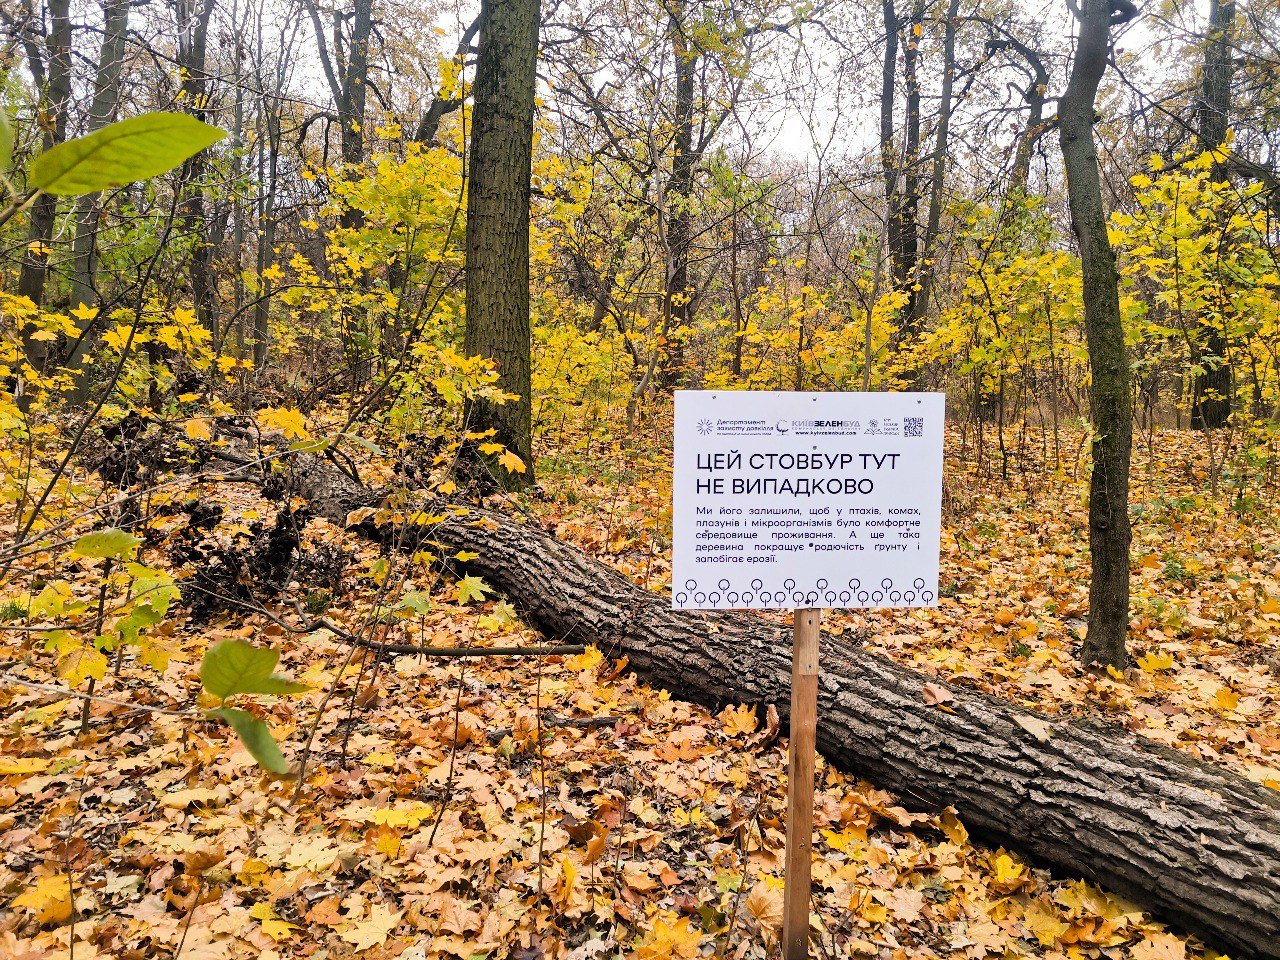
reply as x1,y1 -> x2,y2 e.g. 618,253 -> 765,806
1,0 -> 1280,957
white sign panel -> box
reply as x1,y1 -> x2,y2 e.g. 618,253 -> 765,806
672,391 -> 945,610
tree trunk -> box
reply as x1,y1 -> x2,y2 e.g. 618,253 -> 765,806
175,0 -> 218,337
65,0 -> 130,389
661,1 -> 696,389
252,450 -> 1280,960
895,0 -> 924,332
1058,0 -> 1133,670
916,0 -> 961,326
462,0 -> 540,487
17,0 -> 71,324
1190,0 -> 1236,430
68,0 -> 130,316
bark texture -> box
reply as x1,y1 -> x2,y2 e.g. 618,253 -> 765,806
267,452 -> 1280,960
462,0 -> 540,486
1058,0 -> 1132,669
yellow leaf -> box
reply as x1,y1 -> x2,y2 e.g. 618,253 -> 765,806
744,880 -> 783,934
938,807 -> 968,845
185,418 -> 212,441
1129,932 -> 1188,960
719,703 -> 757,737
566,645 -> 603,672
1214,687 -> 1240,711
498,450 -> 526,473
250,901 -> 299,941
1014,715 -> 1053,743
259,407 -> 310,440
0,757 -> 52,775
1022,897 -> 1068,946
12,874 -> 73,924
992,852 -> 1029,890
57,646 -> 108,686
339,904 -> 402,952
1137,651 -> 1174,673
635,913 -> 704,960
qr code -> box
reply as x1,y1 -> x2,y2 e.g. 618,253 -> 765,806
904,417 -> 924,438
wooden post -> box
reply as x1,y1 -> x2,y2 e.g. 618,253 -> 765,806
782,608 -> 821,960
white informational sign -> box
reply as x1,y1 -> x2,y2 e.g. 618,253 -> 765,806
672,391 -> 945,611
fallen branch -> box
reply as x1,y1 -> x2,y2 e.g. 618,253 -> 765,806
273,451 -> 1280,960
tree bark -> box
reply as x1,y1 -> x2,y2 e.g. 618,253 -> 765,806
660,1 -> 695,389
1190,0 -> 1236,430
17,0 -> 71,323
462,0 -> 540,487
262,451 -> 1280,960
1058,0 -> 1133,669
174,0 -> 218,337
916,0 -> 962,326
68,0 -> 130,317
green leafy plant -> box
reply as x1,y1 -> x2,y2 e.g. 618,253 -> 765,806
200,639 -> 310,774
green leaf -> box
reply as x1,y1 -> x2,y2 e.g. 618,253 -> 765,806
30,112 -> 226,196
206,707 -> 290,774
71,528 -> 141,560
199,639 -> 310,700
454,574 -> 491,604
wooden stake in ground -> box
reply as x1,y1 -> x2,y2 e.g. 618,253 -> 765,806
783,608 -> 822,960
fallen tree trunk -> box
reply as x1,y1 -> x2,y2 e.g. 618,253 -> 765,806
109,433 -> 1280,959
277,455 -> 1280,960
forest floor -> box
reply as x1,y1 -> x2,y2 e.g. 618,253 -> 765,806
2,414 -> 1278,960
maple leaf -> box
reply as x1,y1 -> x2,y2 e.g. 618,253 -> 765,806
339,904 -> 402,952
498,450 -> 526,473
57,645 -> 107,686
250,901 -> 299,941
744,880 -> 783,934
1129,932 -> 1188,960
454,574 -> 491,604
634,914 -> 703,960
1137,651 -> 1175,673
11,874 -> 73,925
719,703 -> 757,736
259,406 -> 310,440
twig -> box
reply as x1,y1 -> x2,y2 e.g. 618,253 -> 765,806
353,639 -> 585,658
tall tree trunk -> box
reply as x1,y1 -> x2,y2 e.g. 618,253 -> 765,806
462,0 -> 540,488
1190,0 -> 1236,430
895,0 -> 924,333
175,0 -> 218,337
66,0 -> 130,378
916,0 -> 962,326
17,0 -> 71,324
340,0 -> 372,172
1059,0 -> 1135,669
879,0 -> 901,319
1008,40 -> 1049,192
661,2 -> 695,388
303,0 -> 373,228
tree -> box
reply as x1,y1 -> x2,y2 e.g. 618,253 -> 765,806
174,0 -> 219,335
304,0 -> 374,226
15,0 -> 71,316
462,0 -> 541,488
1190,0 -> 1237,430
1058,0 -> 1136,669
